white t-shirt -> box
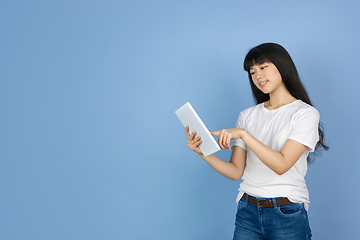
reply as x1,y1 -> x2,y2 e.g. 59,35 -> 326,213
233,100 -> 319,210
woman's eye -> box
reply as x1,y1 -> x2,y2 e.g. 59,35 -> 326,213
261,65 -> 267,70
250,72 -> 255,75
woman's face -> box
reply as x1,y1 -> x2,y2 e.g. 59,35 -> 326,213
249,62 -> 284,94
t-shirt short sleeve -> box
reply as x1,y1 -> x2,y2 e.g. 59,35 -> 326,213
288,107 -> 320,152
233,111 -> 247,151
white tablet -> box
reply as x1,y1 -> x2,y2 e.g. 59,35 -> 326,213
175,102 -> 220,156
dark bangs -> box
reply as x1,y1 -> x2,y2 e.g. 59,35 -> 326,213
243,47 -> 271,72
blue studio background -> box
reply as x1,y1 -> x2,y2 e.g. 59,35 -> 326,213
1,1 -> 360,239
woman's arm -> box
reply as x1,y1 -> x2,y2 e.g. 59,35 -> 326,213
212,128 -> 307,175
241,131 -> 307,175
185,126 -> 246,181
199,146 -> 246,181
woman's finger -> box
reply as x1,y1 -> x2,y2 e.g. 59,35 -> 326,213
223,132 -> 228,149
187,130 -> 196,141
185,126 -> 197,140
224,132 -> 231,150
195,138 -> 202,148
218,131 -> 225,149
193,138 -> 202,153
184,125 -> 191,137
217,131 -> 222,148
190,131 -> 197,139
223,132 -> 229,149
225,134 -> 231,150
188,136 -> 202,151
210,130 -> 220,136
188,135 -> 200,146
192,136 -> 201,145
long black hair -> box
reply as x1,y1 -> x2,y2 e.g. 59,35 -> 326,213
243,43 -> 328,161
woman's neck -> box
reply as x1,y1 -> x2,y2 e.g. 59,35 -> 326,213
266,86 -> 297,109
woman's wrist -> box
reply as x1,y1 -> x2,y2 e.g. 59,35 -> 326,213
239,128 -> 248,140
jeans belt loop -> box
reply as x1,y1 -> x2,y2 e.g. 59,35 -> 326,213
272,198 -> 277,208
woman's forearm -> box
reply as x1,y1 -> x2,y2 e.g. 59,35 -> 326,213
240,131 -> 306,175
241,132 -> 284,173
212,128 -> 287,175
199,154 -> 244,181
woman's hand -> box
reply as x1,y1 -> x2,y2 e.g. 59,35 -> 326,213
211,128 -> 245,150
184,125 -> 203,154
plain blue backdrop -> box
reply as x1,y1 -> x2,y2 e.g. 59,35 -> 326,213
1,1 -> 360,239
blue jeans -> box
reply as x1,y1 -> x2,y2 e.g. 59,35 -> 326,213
233,194 -> 312,240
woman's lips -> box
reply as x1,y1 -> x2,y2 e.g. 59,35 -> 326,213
259,80 -> 268,87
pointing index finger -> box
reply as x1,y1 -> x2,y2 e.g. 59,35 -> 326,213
210,130 -> 220,136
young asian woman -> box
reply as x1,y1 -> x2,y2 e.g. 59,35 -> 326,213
184,43 -> 328,240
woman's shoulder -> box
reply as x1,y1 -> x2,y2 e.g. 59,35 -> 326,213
239,103 -> 262,115
291,100 -> 320,118
293,100 -> 319,112
236,103 -> 264,122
